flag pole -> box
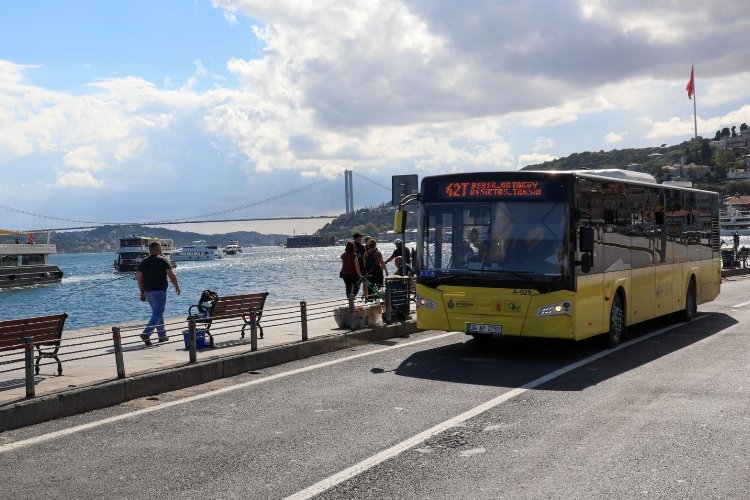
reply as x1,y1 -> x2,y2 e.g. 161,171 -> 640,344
692,67 -> 698,139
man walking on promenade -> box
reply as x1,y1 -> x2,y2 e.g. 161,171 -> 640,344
136,241 -> 181,346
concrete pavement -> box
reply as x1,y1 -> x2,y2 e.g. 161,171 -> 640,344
1,265 -> 745,432
0,300 -> 418,431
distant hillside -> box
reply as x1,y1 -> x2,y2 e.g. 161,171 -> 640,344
315,204 -> 417,240
523,139 -> 713,177
49,225 -> 288,253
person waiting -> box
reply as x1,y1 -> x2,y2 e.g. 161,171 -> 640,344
393,255 -> 413,276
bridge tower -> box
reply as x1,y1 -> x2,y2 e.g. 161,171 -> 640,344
344,170 -> 354,214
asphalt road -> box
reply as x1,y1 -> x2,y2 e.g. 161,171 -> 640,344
1,275 -> 749,499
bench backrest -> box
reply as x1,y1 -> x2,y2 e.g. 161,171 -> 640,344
211,293 -> 269,319
0,313 -> 68,351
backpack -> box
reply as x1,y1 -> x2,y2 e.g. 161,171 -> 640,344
365,250 -> 377,273
197,289 -> 219,315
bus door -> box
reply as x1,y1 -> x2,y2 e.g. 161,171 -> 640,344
574,182 -> 605,338
626,186 -> 658,321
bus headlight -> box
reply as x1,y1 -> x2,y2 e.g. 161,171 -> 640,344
537,301 -> 572,317
416,295 -> 438,311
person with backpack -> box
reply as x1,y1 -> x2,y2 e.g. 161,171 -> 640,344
363,238 -> 388,301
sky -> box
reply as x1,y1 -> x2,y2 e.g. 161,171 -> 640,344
2,0 -> 750,231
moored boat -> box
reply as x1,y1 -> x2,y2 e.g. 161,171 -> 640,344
172,241 -> 223,262
224,239 -> 242,255
113,235 -> 174,272
0,231 -> 63,288
720,205 -> 750,236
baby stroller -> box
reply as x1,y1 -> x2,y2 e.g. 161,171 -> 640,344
359,275 -> 384,302
193,289 -> 219,318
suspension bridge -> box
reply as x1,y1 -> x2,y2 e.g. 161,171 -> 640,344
0,170 -> 392,233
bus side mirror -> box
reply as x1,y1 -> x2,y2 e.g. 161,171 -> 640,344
579,226 -> 594,253
580,253 -> 592,273
394,210 -> 407,233
578,226 -> 594,273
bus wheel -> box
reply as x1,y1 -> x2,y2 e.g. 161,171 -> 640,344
681,279 -> 696,322
604,294 -> 625,348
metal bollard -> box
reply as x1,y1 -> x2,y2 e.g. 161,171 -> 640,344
300,301 -> 308,341
250,308 -> 258,351
24,337 -> 35,398
383,289 -> 392,324
188,316 -> 197,364
112,327 -> 126,378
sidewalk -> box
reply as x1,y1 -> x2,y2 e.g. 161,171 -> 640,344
0,301 -> 418,431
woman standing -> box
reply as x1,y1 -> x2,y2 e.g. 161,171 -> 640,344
363,238 -> 388,300
340,241 -> 361,298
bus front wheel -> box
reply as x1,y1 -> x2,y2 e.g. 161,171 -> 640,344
681,279 -> 696,322
603,294 -> 625,348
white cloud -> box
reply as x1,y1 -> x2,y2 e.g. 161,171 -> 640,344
604,132 -> 624,143
518,153 -> 557,169
55,170 -> 103,187
533,137 -> 555,151
222,9 -> 238,25
700,72 -> 750,106
63,146 -> 104,170
4,0 -> 750,222
646,104 -> 750,139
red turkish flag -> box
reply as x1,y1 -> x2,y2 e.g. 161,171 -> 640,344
686,66 -> 695,99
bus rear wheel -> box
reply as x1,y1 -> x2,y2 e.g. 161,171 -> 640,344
603,294 -> 625,348
681,279 -> 696,322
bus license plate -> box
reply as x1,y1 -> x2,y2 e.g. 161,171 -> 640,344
467,323 -> 501,335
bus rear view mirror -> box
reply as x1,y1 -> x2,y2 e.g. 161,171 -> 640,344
580,253 -> 592,273
579,226 -> 594,253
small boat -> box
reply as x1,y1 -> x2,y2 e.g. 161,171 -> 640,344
113,235 -> 175,272
0,231 -> 63,288
172,241 -> 223,262
224,239 -> 242,255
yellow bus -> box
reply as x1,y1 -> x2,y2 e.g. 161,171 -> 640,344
407,170 -> 721,347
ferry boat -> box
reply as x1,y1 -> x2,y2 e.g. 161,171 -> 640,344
172,241 -> 223,262
113,236 -> 174,272
224,239 -> 242,255
0,231 -> 63,288
720,205 -> 750,236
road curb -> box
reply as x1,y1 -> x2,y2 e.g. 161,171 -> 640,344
0,321 -> 420,432
722,267 -> 750,278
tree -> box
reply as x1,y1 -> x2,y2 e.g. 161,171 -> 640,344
699,139 -> 713,165
714,130 -> 721,141
722,127 -> 731,138
741,123 -> 748,132
732,126 -> 737,137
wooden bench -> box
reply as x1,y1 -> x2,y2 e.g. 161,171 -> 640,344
0,313 -> 68,375
188,292 -> 269,347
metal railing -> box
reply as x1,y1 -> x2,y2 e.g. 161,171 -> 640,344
0,286 -> 414,400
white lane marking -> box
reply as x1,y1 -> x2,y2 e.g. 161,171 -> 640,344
0,331 -> 460,454
732,300 -> 750,308
284,316 -> 707,500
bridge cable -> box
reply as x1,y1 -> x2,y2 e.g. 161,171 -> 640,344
0,171 -> 346,228
350,171 -> 392,192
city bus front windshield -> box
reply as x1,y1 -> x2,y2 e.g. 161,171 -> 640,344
422,201 -> 568,279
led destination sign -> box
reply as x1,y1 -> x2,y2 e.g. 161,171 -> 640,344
440,180 -> 547,199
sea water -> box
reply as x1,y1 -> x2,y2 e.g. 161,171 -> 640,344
0,244 -> 401,330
